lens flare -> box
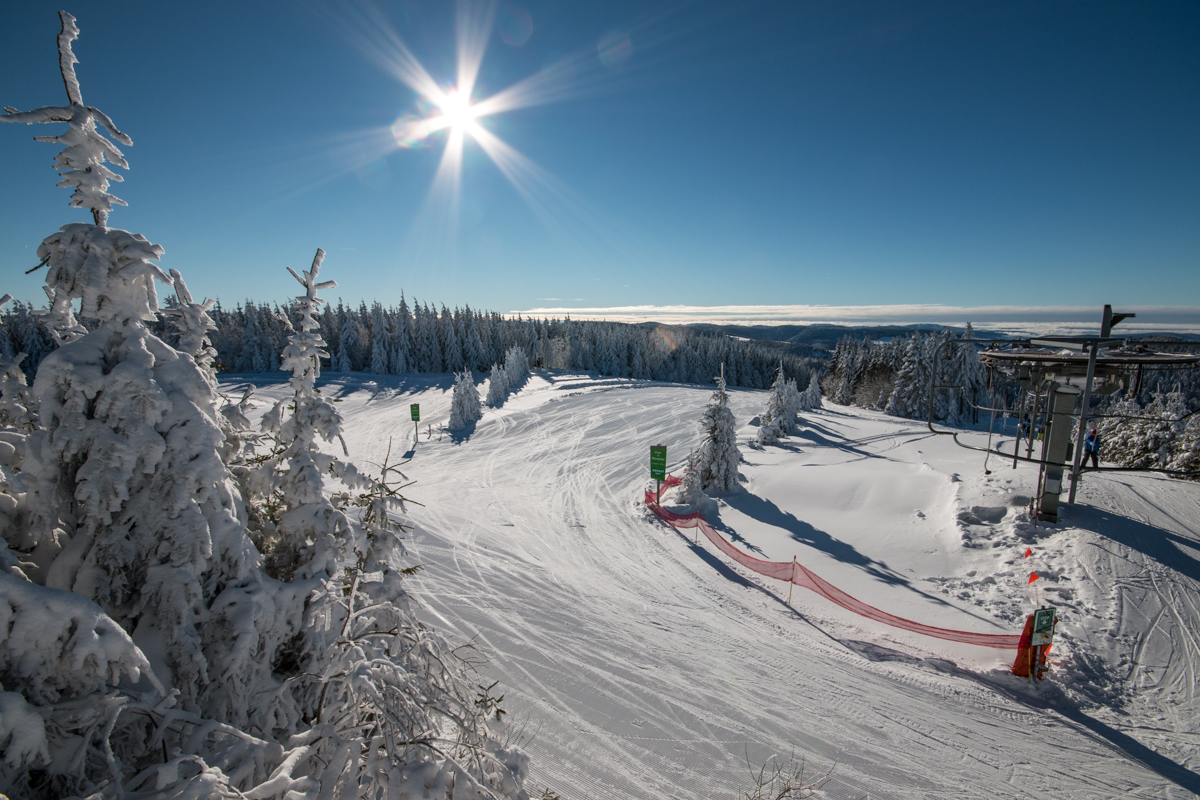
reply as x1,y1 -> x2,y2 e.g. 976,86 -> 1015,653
498,5 -> 533,47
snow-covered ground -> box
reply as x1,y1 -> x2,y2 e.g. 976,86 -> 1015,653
226,372 -> 1200,799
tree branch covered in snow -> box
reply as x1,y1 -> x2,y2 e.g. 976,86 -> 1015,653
0,12 -> 131,227
0,15 -> 529,799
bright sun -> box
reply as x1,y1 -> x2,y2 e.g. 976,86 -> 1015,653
438,89 -> 477,132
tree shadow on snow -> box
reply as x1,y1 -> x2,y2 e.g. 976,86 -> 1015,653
798,418 -> 937,460
1069,505 -> 1200,586
447,421 -> 477,445
920,655 -> 1200,796
716,491 -> 996,621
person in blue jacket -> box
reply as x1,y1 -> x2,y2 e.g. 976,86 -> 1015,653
1083,428 -> 1100,468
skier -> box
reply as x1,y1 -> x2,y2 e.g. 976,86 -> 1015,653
1083,427 -> 1101,468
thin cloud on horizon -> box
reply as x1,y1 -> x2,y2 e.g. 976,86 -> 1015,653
511,304 -> 1200,337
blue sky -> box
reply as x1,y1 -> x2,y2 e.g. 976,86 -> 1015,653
1,1 -> 1197,323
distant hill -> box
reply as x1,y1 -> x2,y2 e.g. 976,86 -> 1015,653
678,322 -> 1011,356
673,323 -> 1200,355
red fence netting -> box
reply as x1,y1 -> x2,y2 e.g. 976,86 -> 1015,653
646,478 -> 1020,650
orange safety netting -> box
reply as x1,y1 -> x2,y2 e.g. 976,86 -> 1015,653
646,477 -> 1020,650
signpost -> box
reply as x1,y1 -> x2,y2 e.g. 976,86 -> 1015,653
410,403 -> 420,442
1031,606 -> 1056,647
650,445 -> 667,501
1031,606 -> 1057,682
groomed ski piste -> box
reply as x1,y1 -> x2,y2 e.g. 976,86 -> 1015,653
226,370 -> 1200,800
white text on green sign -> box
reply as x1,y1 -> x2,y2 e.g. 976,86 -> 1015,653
650,445 -> 667,481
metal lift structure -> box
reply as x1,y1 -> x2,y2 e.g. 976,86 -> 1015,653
928,306 -> 1198,523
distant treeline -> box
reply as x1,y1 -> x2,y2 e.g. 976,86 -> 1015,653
0,297 -> 820,390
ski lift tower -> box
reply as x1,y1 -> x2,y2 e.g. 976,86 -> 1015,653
980,306 -> 1198,523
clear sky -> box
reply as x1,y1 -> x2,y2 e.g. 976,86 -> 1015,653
1,1 -> 1198,322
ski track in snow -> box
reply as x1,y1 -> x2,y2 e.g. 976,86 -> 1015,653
226,372 -> 1200,799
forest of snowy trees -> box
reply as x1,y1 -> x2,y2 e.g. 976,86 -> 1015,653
0,297 -> 818,394
821,327 -> 989,425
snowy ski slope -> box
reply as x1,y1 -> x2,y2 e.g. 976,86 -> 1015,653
226,372 -> 1200,799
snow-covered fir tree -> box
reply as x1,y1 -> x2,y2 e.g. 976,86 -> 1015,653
885,334 -> 933,419
683,366 -> 741,495
441,304 -> 464,371
1092,389 -> 1189,470
949,325 -> 987,424
449,370 -> 483,430
503,343 -> 530,389
486,361 -> 509,408
799,373 -> 823,411
162,268 -> 219,382
369,301 -> 390,374
676,447 -> 705,506
1168,413 -> 1200,476
0,16 -> 530,798
755,363 -> 795,446
2,12 -> 273,781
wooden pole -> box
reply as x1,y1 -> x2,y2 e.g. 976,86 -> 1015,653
787,556 -> 796,607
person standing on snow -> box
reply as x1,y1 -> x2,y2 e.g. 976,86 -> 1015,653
1083,427 -> 1101,468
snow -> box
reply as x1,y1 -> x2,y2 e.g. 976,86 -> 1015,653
226,370 -> 1200,799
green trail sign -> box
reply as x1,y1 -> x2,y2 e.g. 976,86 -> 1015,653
650,445 -> 667,481
410,403 -> 420,422
1031,606 -> 1056,647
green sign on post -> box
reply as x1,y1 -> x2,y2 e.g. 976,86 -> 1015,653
650,445 -> 667,481
650,445 -> 667,503
410,404 -> 420,422
1031,607 -> 1056,647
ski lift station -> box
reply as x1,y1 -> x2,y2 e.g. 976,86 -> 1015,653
973,306 -> 1197,523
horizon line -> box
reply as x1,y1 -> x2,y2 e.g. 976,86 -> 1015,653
509,303 -> 1200,337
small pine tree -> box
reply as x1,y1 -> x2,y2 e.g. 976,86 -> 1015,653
676,448 -> 704,506
799,373 -> 823,410
686,366 -> 740,494
448,370 -> 483,429
162,268 -> 218,382
756,364 -> 792,446
486,362 -> 509,407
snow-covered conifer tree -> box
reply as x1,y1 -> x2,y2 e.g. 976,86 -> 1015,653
370,301 -> 390,374
246,251 -> 530,798
950,326 -> 987,424
5,302 -> 54,380
676,448 -> 704,506
799,373 -> 823,410
885,334 -> 932,419
1094,390 -> 1188,470
683,366 -> 741,494
0,297 -> 37,434
1168,414 -> 1200,476
335,303 -> 361,372
486,362 -> 509,407
755,364 -> 793,446
448,370 -> 483,430
162,268 -> 218,382
391,294 -> 412,374
1,14 -> 282,785
441,304 -> 464,371
1,18 -> 532,797
462,304 -> 486,369
504,342 -> 530,387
